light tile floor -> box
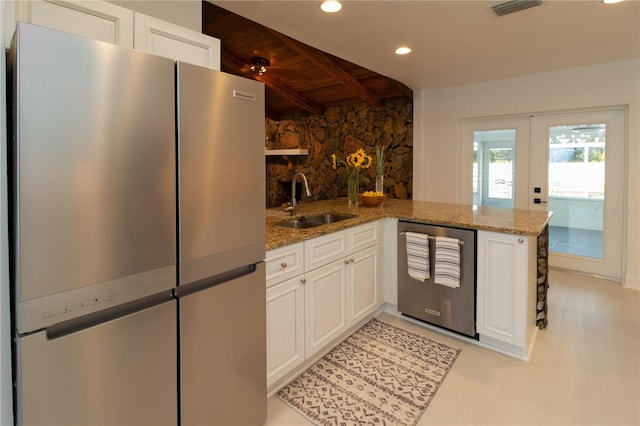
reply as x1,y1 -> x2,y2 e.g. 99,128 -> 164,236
265,270 -> 640,425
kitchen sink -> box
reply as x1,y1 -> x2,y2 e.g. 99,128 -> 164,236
305,212 -> 357,224
276,219 -> 322,229
276,212 -> 356,229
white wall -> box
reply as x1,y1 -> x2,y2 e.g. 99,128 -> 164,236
413,59 -> 640,290
107,0 -> 202,32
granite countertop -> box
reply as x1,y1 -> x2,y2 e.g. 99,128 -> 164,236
266,198 -> 552,250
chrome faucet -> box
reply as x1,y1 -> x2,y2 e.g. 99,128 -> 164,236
284,172 -> 311,216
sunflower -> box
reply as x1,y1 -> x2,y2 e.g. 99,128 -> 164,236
332,148 -> 372,184
346,148 -> 371,169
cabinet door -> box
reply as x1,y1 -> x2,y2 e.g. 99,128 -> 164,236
134,13 -> 220,69
305,260 -> 348,357
6,0 -> 134,48
348,245 -> 379,325
266,276 -> 305,388
477,231 -> 528,347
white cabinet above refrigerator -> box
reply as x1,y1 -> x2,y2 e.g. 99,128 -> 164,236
4,0 -> 221,70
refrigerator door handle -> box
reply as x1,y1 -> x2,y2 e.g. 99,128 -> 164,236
175,263 -> 260,299
45,290 -> 174,340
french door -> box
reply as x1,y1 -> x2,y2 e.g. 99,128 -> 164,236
530,110 -> 624,280
464,109 -> 625,280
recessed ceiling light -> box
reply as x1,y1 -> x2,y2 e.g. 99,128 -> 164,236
603,0 -> 624,3
321,1 -> 342,13
395,46 -> 411,55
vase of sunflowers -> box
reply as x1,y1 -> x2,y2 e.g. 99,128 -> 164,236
331,148 -> 372,206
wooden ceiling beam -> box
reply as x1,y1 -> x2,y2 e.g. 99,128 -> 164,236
390,79 -> 414,101
266,28 -> 382,108
221,50 -> 324,117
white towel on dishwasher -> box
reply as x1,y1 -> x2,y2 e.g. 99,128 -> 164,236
434,236 -> 461,288
406,232 -> 430,281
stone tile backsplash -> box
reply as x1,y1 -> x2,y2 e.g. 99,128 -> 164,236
265,97 -> 413,208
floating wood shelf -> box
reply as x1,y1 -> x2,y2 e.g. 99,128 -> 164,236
265,149 -> 309,170
265,149 -> 309,156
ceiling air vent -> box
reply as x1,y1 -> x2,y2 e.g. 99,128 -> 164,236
492,0 -> 542,16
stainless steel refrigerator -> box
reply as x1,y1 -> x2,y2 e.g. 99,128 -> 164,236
8,22 -> 266,426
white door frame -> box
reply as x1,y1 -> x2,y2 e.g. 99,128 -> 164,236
461,109 -> 626,280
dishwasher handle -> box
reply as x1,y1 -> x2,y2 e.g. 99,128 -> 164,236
399,232 -> 465,245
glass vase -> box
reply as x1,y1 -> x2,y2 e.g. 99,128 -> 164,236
348,178 -> 359,206
375,174 -> 384,194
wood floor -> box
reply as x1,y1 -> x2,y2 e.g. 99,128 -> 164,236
265,270 -> 640,425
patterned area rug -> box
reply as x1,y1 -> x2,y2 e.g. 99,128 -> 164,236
276,318 -> 461,426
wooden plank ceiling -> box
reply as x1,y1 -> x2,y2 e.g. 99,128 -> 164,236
202,2 -> 413,119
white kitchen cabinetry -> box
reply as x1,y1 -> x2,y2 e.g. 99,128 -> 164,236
134,13 -> 220,70
347,245 -> 378,325
304,230 -> 348,271
265,242 -> 304,388
5,0 -> 134,48
304,257 -> 348,357
304,222 -> 379,358
266,275 -> 305,387
348,222 -> 380,324
477,230 -> 537,359
266,242 -> 304,288
265,220 -> 381,391
5,0 -> 221,70
349,220 -> 379,253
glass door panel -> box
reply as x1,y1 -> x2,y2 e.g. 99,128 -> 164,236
547,123 -> 605,259
474,131 -> 515,208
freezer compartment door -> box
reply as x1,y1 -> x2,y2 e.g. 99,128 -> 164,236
17,301 -> 177,426
177,62 -> 266,285
180,262 -> 266,426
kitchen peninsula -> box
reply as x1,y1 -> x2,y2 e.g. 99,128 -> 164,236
267,198 -> 550,249
265,198 -> 551,394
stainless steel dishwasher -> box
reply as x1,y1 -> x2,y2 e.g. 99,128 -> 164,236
397,220 -> 478,339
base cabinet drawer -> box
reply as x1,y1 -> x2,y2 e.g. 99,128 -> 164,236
266,242 -> 304,288
304,230 -> 348,271
349,221 -> 379,253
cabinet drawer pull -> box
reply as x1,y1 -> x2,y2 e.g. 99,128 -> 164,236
350,258 -> 355,263
300,278 -> 306,284
518,238 -> 525,243
280,262 -> 287,268
344,259 -> 350,265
